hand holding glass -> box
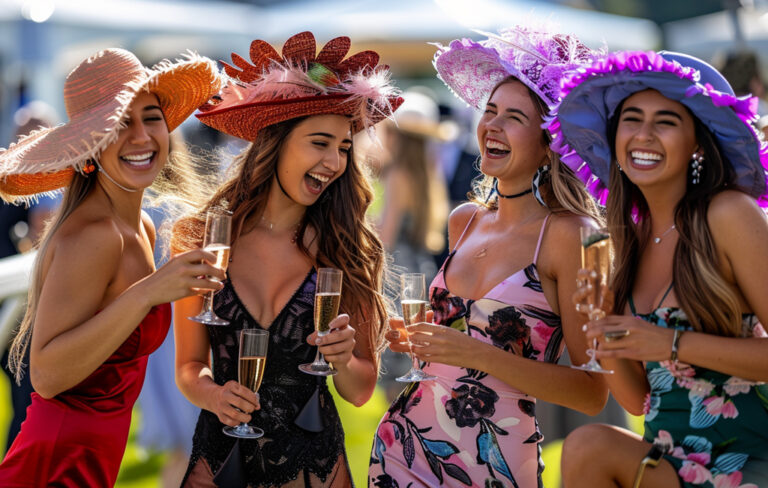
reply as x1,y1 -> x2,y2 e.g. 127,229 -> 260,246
572,226 -> 614,374
395,273 -> 436,382
299,268 -> 342,376
223,328 -> 269,439
189,209 -> 232,326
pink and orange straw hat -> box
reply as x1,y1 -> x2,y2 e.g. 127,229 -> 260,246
0,48 -> 221,203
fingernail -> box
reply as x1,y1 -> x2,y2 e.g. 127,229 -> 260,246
582,324 -> 587,332
315,338 -> 322,345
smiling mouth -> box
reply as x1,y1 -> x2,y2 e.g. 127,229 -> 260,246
120,152 -> 155,168
485,139 -> 511,157
630,151 -> 662,167
305,172 -> 331,192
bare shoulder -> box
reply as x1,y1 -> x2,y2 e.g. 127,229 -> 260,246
45,210 -> 124,275
707,190 -> 766,231
141,210 -> 157,247
546,213 -> 594,243
447,202 -> 480,248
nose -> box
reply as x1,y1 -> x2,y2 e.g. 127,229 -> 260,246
633,121 -> 654,143
322,148 -> 343,172
127,120 -> 151,144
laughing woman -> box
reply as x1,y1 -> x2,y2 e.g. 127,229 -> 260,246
550,51 -> 768,487
369,26 -> 608,488
0,48 -> 221,487
172,32 -> 402,487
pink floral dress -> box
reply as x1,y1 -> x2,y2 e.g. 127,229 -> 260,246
369,213 -> 564,488
635,305 -> 768,488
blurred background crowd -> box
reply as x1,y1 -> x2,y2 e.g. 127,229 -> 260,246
1,0 -> 767,486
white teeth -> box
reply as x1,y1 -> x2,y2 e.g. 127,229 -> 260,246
630,151 -> 661,161
308,172 -> 330,183
121,152 -> 154,161
486,139 -> 510,151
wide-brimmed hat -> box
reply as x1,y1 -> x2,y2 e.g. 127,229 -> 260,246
546,50 -> 768,206
0,48 -> 221,203
195,31 -> 403,140
433,25 -> 603,110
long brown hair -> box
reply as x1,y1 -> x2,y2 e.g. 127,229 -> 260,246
471,77 -> 602,223
606,101 -> 743,336
172,117 -> 388,369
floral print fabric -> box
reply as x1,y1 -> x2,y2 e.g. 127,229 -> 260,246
369,257 -> 563,488
641,308 -> 768,488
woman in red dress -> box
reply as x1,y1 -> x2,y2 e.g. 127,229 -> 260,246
0,48 -> 222,487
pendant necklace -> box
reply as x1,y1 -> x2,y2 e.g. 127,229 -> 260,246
653,224 -> 676,244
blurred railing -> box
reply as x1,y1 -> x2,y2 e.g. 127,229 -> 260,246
0,251 -> 35,353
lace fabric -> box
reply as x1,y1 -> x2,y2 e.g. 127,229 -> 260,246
183,270 -> 351,487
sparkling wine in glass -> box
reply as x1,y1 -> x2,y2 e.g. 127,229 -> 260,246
396,273 -> 436,382
572,226 -> 614,374
223,328 -> 268,438
299,268 -> 342,376
189,209 -> 232,326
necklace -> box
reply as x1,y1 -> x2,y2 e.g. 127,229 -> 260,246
260,215 -> 301,244
653,224 -> 676,244
493,179 -> 532,199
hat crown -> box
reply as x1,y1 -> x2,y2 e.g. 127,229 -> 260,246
63,49 -> 149,120
658,51 -> 735,95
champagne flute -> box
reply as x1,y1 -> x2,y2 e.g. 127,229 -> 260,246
189,209 -> 232,326
396,273 -> 436,382
299,268 -> 342,376
572,226 -> 614,374
223,328 -> 269,438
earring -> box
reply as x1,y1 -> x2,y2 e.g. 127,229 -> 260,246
616,160 -> 623,172
691,153 -> 704,185
532,165 -> 550,207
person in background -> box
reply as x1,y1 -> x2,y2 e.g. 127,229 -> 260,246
550,50 -> 768,488
0,47 -> 222,486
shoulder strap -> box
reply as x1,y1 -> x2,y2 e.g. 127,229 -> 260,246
452,207 -> 481,252
656,282 -> 675,309
532,213 -> 552,266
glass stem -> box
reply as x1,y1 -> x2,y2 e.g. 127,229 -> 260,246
202,290 -> 215,313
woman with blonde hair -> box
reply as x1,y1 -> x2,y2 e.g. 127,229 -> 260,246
173,31 -> 402,486
369,26 -> 608,487
550,50 -> 768,487
0,48 -> 222,486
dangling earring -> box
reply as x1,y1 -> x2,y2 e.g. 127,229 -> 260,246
616,160 -> 623,172
691,153 -> 704,185
532,165 -> 550,207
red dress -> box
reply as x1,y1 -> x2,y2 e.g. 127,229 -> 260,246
0,303 -> 171,487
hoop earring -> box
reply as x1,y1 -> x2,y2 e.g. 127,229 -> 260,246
691,153 -> 704,185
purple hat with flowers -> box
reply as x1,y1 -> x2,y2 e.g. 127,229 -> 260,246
546,50 -> 768,206
433,25 -> 604,110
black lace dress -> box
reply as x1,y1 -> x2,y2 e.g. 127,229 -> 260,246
183,269 -> 353,487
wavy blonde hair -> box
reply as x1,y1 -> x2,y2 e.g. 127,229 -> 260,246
171,117 -> 388,370
606,104 -> 744,337
471,77 -> 603,223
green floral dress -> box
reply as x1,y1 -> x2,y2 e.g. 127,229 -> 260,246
638,307 -> 768,488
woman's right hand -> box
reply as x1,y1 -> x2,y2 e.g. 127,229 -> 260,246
133,248 -> 225,307
210,380 -> 261,427
385,310 -> 434,353
572,268 -> 614,318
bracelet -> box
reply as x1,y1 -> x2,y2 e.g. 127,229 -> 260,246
670,329 -> 684,362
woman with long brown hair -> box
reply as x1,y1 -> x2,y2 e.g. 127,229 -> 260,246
173,31 -> 402,487
369,26 -> 608,487
551,51 -> 768,487
0,48 -> 222,486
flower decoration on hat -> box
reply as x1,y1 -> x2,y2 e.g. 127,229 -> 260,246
433,25 -> 603,110
196,31 -> 403,141
546,50 -> 768,206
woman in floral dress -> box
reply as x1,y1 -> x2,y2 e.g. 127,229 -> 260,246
551,51 -> 768,487
369,26 -> 609,488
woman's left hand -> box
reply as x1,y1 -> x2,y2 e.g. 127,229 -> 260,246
407,322 -> 477,367
306,314 -> 356,368
586,314 -> 675,362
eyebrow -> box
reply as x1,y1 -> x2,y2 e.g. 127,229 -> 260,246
621,106 -> 683,121
487,102 -> 529,121
307,132 -> 352,144
142,105 -> 163,112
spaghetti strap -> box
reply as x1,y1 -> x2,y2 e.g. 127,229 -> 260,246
452,207 -> 481,253
532,214 -> 552,266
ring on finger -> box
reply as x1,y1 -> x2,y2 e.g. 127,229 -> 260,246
604,329 -> 630,342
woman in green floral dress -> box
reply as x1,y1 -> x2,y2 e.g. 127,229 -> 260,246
550,50 -> 768,487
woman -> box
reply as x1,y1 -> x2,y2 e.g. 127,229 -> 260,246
173,31 -> 402,487
549,51 -> 768,487
369,26 -> 608,487
0,48 -> 222,486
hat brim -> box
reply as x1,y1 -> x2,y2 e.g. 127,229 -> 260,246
0,53 -> 220,203
547,51 -> 768,206
196,94 -> 404,140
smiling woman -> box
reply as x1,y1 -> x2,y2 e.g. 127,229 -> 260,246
0,48 -> 221,486
170,31 -> 402,487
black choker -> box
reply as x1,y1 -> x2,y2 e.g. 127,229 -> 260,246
493,179 -> 532,199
